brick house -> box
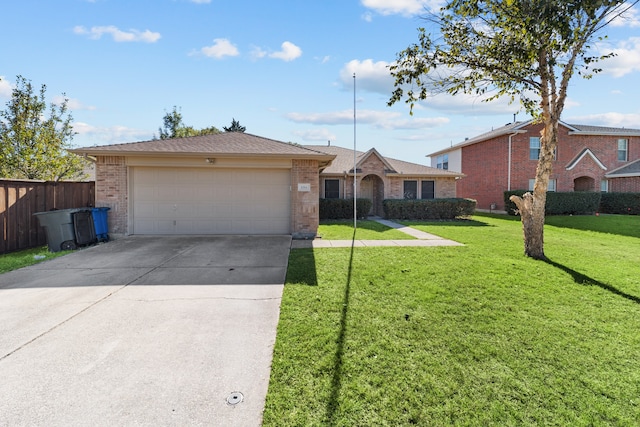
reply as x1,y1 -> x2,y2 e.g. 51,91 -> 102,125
428,120 -> 640,211
72,133 -> 335,239
307,144 -> 464,216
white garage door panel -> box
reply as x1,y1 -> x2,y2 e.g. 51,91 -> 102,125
132,167 -> 291,235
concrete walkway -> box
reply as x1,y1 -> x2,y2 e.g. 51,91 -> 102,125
291,218 -> 463,249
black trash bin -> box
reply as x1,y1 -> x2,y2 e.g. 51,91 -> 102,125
33,208 -> 85,252
73,210 -> 97,246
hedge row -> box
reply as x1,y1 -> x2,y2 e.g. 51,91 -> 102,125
599,192 -> 640,215
319,198 -> 372,220
504,190 -> 602,215
382,198 -> 476,220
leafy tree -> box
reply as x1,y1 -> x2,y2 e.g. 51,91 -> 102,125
0,76 -> 88,181
223,118 -> 246,133
156,106 -> 220,139
388,0 -> 636,259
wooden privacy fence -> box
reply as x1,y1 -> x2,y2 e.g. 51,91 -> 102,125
0,180 -> 95,254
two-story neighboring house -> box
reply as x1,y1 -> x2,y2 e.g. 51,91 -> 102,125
428,120 -> 640,211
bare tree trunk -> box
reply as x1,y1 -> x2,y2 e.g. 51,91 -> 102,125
510,121 -> 557,260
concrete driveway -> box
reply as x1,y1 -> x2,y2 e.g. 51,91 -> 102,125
0,235 -> 291,427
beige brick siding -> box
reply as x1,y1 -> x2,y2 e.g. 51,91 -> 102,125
291,159 -> 320,238
95,156 -> 127,235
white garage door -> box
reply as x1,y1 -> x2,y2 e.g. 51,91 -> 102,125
132,167 -> 291,235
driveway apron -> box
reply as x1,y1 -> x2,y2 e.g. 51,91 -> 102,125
0,235 -> 291,427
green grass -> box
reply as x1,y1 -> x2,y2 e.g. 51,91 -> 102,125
318,219 -> 415,240
0,246 -> 70,274
264,215 -> 640,426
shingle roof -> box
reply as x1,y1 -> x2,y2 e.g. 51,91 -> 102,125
428,120 -> 640,157
306,144 -> 463,177
606,159 -> 640,177
71,133 -> 335,160
568,124 -> 640,136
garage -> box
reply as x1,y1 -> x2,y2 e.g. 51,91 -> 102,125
72,132 -> 335,238
131,167 -> 291,235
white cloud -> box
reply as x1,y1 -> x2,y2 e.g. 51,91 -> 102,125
73,25 -> 161,43
286,109 -> 448,130
610,5 -> 640,28
565,112 -> 640,129
269,41 -> 302,61
293,128 -> 337,142
250,45 -> 267,60
199,38 -> 240,59
190,0 -> 211,3
599,37 -> 640,77
362,11 -> 374,22
361,0 -> 443,16
339,59 -> 395,94
52,95 -> 96,111
73,122 -> 152,145
0,76 -> 13,98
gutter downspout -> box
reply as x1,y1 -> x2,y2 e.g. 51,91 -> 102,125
507,132 -> 518,191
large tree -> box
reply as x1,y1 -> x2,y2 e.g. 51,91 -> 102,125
0,76 -> 87,181
157,106 -> 220,139
389,0 -> 636,259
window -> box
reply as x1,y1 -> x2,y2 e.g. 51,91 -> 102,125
529,137 -> 557,160
601,180 -> 609,192
421,180 -> 435,199
529,179 -> 556,192
436,154 -> 449,170
529,137 -> 540,160
618,139 -> 628,161
324,179 -> 340,199
403,181 -> 417,199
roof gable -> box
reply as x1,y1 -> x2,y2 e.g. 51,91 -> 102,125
306,144 -> 463,178
357,148 -> 397,173
565,148 -> 607,171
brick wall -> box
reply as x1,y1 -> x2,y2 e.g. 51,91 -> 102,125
458,122 -> 640,210
291,159 -> 320,238
95,156 -> 128,236
610,176 -> 640,192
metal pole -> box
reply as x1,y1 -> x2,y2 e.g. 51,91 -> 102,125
353,73 -> 357,230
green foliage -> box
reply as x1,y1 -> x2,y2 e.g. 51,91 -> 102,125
0,76 -> 88,181
383,198 -> 476,219
0,246 -> 70,273
156,106 -> 220,139
388,0 -> 629,257
319,198 -> 372,220
599,192 -> 640,215
223,117 -> 246,133
388,0 -> 625,117
504,190 -> 601,215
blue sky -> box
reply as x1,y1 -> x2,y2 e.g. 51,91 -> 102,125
2,0 -> 640,163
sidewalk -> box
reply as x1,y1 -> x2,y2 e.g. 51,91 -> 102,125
291,218 -> 463,249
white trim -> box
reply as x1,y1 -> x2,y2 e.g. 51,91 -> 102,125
565,149 -> 607,171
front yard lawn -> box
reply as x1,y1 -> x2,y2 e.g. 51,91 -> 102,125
318,219 -> 415,240
0,246 -> 70,274
264,214 -> 640,426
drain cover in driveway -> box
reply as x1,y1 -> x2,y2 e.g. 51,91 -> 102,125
226,392 -> 244,405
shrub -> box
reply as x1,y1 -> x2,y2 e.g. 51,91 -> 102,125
599,193 -> 640,215
382,198 -> 476,220
319,198 -> 372,220
504,191 -> 601,215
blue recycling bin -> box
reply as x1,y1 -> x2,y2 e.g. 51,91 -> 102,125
91,207 -> 111,242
